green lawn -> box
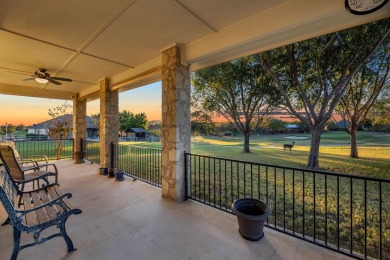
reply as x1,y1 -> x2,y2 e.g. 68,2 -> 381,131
120,131 -> 390,179
118,132 -> 390,257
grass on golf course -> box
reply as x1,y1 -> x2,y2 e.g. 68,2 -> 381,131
122,131 -> 390,179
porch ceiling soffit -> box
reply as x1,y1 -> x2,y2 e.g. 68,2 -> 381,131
0,0 -> 389,101
94,0 -> 390,98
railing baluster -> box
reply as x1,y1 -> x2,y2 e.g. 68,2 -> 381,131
274,167 -> 277,228
224,160 -> 227,211
314,172 -> 316,241
283,168 -> 286,231
293,169 -> 295,235
379,181 -> 382,260
364,179 -> 367,259
350,178 -> 353,254
325,174 -> 328,245
303,170 -> 305,237
337,175 -> 340,250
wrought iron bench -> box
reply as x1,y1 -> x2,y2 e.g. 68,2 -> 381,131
0,165 -> 82,260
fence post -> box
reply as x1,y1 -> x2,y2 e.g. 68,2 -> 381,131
110,142 -> 114,169
184,152 -> 189,200
72,138 -> 74,159
80,138 -> 84,152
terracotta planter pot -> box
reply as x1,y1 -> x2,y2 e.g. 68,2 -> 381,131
232,198 -> 270,241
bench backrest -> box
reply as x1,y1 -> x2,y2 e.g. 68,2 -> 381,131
0,144 -> 25,180
0,164 -> 18,212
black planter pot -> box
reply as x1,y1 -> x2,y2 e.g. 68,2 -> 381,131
115,171 -> 125,181
232,198 -> 270,241
99,167 -> 108,176
74,151 -> 86,164
107,168 -> 115,178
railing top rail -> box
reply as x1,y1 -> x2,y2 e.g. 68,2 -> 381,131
185,152 -> 390,183
14,138 -> 72,142
116,143 -> 162,152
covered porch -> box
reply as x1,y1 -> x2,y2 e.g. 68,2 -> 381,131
0,159 -> 349,259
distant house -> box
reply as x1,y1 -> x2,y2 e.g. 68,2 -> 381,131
336,120 -> 350,130
28,114 -> 98,138
284,124 -> 299,133
126,128 -> 147,139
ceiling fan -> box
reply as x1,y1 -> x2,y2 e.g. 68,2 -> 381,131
23,68 -> 72,85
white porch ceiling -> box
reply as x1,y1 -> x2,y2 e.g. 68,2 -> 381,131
0,0 -> 389,100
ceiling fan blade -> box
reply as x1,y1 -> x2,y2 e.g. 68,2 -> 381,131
47,78 -> 62,85
50,77 -> 72,82
23,78 -> 36,81
6,71 -> 34,77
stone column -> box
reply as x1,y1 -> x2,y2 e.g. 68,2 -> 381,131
73,94 -> 87,163
99,78 -> 119,168
161,46 -> 191,202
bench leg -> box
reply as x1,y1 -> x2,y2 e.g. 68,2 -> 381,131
59,219 -> 77,252
11,227 -> 21,260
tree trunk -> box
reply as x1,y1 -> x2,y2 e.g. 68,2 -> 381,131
307,128 -> 322,169
349,127 -> 359,158
243,134 -> 251,153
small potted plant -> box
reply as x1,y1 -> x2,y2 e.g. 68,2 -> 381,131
114,169 -> 125,181
232,198 -> 270,241
99,167 -> 108,176
107,168 -> 115,178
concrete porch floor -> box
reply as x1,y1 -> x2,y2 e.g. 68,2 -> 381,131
0,159 -> 350,260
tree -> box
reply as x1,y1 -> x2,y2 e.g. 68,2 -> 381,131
16,124 -> 27,131
259,19 -> 390,169
47,103 -> 72,159
191,111 -> 216,136
192,55 -> 279,152
119,111 -> 149,136
264,118 -> 286,133
6,124 -> 16,134
91,113 -> 100,133
337,44 -> 390,158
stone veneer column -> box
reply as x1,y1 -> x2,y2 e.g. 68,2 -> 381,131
99,78 -> 119,168
161,46 -> 191,202
72,94 -> 87,154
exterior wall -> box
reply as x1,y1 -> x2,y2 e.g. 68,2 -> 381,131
27,128 -> 47,135
73,95 -> 87,152
99,78 -> 119,168
161,46 -> 191,202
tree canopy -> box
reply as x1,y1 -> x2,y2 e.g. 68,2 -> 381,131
47,102 -> 72,159
192,55 -> 280,152
191,110 -> 216,136
119,111 -> 149,135
337,40 -> 390,158
259,19 -> 390,169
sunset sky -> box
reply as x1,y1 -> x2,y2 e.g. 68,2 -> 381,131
0,82 -> 162,126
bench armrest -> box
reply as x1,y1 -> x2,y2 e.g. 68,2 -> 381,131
14,172 -> 55,187
21,154 -> 49,164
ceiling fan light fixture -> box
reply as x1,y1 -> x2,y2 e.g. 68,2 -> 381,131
35,78 -> 48,84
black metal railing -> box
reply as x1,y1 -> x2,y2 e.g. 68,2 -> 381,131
113,144 -> 162,187
84,139 -> 100,165
185,153 -> 390,259
14,139 -> 74,160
